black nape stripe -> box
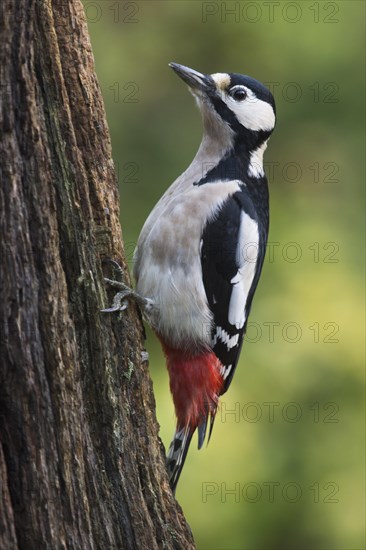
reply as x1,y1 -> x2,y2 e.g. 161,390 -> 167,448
208,92 -> 242,133
194,84 -> 273,187
194,130 -> 271,187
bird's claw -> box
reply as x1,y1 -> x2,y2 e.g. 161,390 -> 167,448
103,277 -> 131,291
101,287 -> 132,313
101,261 -> 153,313
101,261 -> 134,313
100,303 -> 128,313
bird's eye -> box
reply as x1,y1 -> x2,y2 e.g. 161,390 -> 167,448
229,87 -> 247,101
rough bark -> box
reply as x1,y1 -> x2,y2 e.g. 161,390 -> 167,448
0,1 -> 195,548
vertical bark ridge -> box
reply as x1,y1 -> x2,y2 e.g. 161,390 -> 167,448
0,1 -> 195,548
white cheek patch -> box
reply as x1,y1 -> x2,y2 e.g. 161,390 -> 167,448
226,87 -> 275,132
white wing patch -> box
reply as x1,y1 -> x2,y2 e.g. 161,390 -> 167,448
228,212 -> 259,329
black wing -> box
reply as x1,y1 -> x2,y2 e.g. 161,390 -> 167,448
201,188 -> 267,395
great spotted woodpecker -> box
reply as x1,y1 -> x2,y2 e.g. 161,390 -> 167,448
103,63 -> 276,493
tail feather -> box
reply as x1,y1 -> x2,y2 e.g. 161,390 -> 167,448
197,409 -> 217,449
167,408 -> 219,492
207,411 -> 217,444
197,417 -> 208,449
167,426 -> 193,493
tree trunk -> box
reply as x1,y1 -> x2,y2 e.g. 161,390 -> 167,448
0,1 -> 194,548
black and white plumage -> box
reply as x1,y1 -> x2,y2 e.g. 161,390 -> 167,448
201,185 -> 269,394
130,64 -> 276,492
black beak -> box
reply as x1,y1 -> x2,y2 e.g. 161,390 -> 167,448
169,62 -> 210,93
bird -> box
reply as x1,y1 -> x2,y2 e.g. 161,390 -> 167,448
103,63 -> 276,493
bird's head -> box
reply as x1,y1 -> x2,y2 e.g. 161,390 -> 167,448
169,62 -> 276,155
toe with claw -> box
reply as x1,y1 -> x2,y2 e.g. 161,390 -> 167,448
101,260 -> 153,314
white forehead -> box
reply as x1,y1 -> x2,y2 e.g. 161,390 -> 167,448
211,73 -> 231,89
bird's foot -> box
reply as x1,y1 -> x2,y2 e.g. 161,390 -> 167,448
101,259 -> 153,313
101,278 -> 153,312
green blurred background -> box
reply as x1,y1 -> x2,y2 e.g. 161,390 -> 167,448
84,1 -> 365,548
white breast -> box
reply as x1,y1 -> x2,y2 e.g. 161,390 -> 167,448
134,180 -> 242,349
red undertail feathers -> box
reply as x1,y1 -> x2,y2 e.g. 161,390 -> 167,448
160,340 -> 224,492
